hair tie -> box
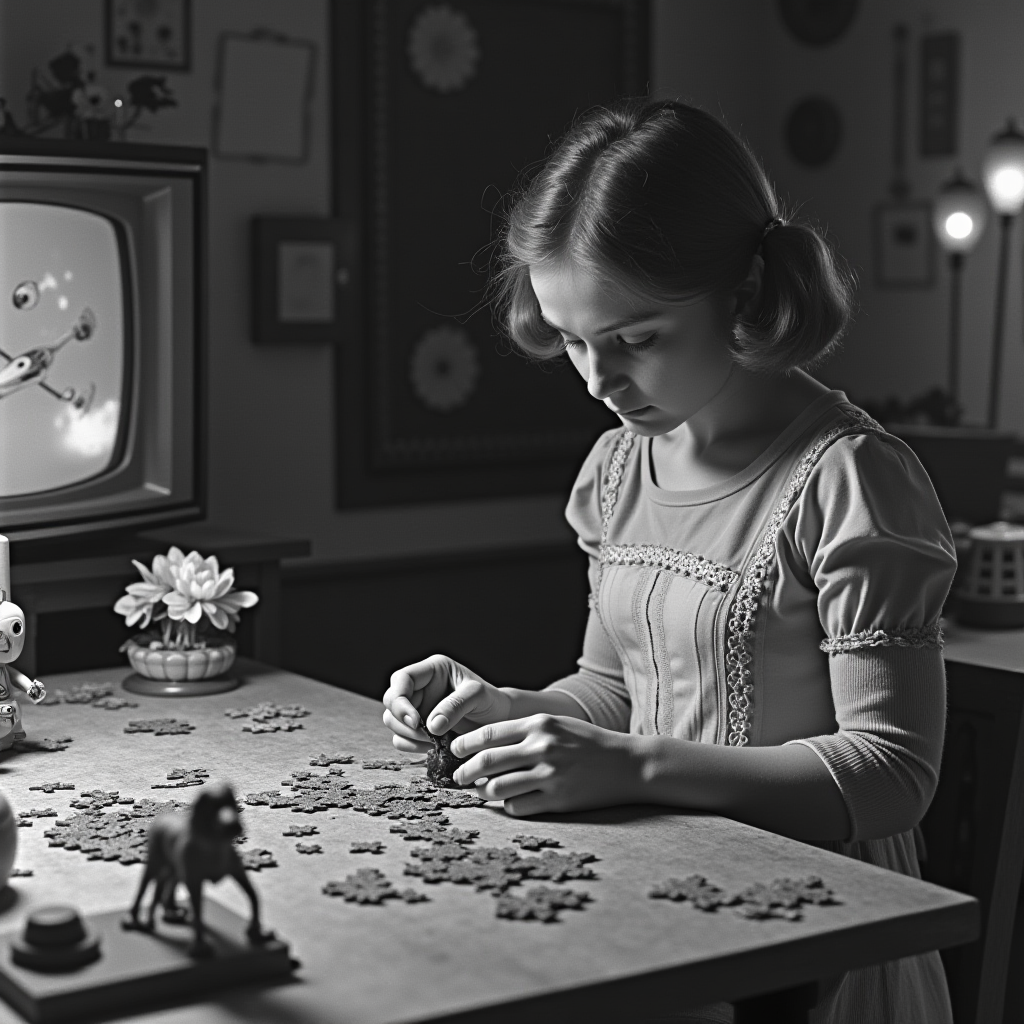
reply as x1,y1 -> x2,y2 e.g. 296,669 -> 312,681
760,217 -> 785,243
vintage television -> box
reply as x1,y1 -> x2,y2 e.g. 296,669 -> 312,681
0,138 -> 205,543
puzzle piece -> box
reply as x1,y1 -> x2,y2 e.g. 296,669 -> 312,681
124,719 -> 194,735
523,850 -> 598,883
239,848 -> 277,871
282,824 -> 319,837
27,781 -> 75,794
350,841 -> 385,855
12,736 -> 73,752
309,752 -> 354,766
404,845 -> 525,892
511,834 -> 560,851
495,886 -> 592,922
39,682 -> 115,706
16,817 -> 33,827
296,842 -> 323,855
361,759 -> 410,771
20,808 -> 57,818
425,729 -> 467,789
389,822 -> 477,844
8,868 -> 33,877
44,797 -> 188,865
321,868 -> 425,905
69,791 -> 123,809
152,767 -> 209,789
91,696 -> 139,710
229,702 -> 312,732
731,877 -> 839,921
649,875 -> 728,911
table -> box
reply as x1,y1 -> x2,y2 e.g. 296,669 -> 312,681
0,662 -> 979,1023
9,526 -> 310,676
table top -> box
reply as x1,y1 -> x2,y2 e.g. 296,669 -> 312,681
943,619 -> 1024,675
0,662 -> 978,1023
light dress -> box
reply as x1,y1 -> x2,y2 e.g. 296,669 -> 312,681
545,390 -> 957,1024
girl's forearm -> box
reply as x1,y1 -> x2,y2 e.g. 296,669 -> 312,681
499,687 -> 592,721
628,735 -> 852,842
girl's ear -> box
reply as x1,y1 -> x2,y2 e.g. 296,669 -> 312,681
731,254 -> 765,318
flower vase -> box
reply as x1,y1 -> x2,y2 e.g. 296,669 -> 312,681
121,634 -> 240,697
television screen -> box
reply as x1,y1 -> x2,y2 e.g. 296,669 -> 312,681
0,139 -> 205,544
1,201 -> 128,497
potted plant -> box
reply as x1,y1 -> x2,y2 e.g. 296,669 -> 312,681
115,547 -> 258,687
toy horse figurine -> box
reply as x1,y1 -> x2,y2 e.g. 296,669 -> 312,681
0,536 -> 46,751
123,782 -> 274,958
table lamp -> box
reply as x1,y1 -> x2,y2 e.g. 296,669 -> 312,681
980,119 -> 1024,428
933,173 -> 988,409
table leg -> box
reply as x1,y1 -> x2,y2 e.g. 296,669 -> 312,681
733,981 -> 819,1023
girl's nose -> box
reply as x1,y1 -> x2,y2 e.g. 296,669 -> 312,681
586,347 -> 628,401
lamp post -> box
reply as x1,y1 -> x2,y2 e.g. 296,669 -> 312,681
933,173 -> 988,412
981,120 -> 1024,429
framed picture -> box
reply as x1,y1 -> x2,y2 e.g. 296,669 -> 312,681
251,218 -> 358,345
105,0 -> 191,71
213,30 -> 316,164
332,0 -> 649,506
873,201 -> 935,288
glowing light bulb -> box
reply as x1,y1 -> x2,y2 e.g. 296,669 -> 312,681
945,212 -> 974,240
991,167 -> 1024,206
114,98 -> 123,108
982,120 -> 1024,215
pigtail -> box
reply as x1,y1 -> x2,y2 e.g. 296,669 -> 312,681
732,220 -> 856,373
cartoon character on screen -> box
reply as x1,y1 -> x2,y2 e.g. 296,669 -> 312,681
0,536 -> 46,751
1,288 -> 97,413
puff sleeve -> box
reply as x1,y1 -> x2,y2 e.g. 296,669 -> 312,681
544,430 -> 632,732
782,432 -> 957,841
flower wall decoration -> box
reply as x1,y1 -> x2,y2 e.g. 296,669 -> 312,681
409,326 -> 480,412
114,546 -> 259,650
407,5 -> 480,94
0,44 -> 176,142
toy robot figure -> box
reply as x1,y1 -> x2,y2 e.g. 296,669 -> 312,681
0,536 -> 46,751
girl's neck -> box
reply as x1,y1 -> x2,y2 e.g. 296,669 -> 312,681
650,367 -> 831,490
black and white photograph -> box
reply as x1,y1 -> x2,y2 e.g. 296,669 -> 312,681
0,2 -> 1022,1023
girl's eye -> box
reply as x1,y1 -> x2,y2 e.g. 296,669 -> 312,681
561,337 -> 584,351
620,332 -> 658,351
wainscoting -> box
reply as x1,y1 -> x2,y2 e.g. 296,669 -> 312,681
281,543 -> 591,699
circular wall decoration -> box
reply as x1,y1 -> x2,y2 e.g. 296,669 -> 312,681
785,97 -> 843,167
410,325 -> 480,412
407,5 -> 480,94
778,0 -> 859,47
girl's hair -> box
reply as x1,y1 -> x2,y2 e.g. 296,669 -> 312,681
490,99 -> 856,374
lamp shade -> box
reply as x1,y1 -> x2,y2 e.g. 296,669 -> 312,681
933,173 -> 989,254
982,119 -> 1024,216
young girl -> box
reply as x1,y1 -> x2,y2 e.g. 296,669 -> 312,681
382,99 -> 955,1024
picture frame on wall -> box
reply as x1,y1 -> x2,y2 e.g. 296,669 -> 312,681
873,201 -> 935,288
332,0 -> 649,507
251,218 -> 358,345
105,0 -> 191,71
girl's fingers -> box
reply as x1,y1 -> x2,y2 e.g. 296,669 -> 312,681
451,717 -> 535,758
454,739 -> 535,787
474,769 -> 546,803
392,733 -> 432,754
504,791 -> 551,818
426,677 -> 486,736
382,708 -> 428,743
384,693 -> 421,730
385,654 -> 452,728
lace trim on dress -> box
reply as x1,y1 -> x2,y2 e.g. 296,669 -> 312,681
820,623 -> 944,655
589,430 -> 637,612
601,544 -> 738,592
724,406 -> 884,747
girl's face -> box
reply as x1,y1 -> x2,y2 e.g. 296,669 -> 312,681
528,261 -> 735,437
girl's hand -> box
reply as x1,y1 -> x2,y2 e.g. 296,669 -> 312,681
451,714 -> 640,816
382,654 -> 513,753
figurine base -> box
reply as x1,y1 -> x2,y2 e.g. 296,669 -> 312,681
0,898 -> 294,1023
122,674 -> 241,697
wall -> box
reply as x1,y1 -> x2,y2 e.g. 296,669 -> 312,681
654,0 -> 1024,437
0,0 -> 573,567
2,1 -> 1022,575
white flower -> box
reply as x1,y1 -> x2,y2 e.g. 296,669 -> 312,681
409,325 -> 480,412
162,549 -> 259,632
113,551 -> 176,630
407,5 -> 480,94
